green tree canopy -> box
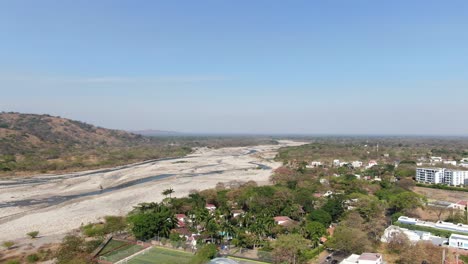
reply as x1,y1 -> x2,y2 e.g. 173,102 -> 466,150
307,209 -> 332,226
127,203 -> 176,240
272,234 -> 309,264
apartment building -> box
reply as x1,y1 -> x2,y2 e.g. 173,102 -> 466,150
416,168 -> 468,186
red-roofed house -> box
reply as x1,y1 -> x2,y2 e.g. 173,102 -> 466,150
313,193 -> 323,198
205,204 -> 216,211
176,214 -> 188,227
366,160 -> 378,169
274,216 -> 293,226
451,200 -> 468,210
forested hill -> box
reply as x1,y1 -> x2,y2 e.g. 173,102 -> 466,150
0,112 -> 190,175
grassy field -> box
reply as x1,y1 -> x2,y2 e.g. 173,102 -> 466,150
127,247 -> 194,264
412,186 -> 468,203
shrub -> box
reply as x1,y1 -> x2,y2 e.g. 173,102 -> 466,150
191,244 -> 217,264
27,231 -> 40,239
26,254 -> 40,263
2,241 -> 15,249
81,223 -> 105,237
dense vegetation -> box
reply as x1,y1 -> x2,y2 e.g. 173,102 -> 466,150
67,162 -> 430,263
276,136 -> 468,165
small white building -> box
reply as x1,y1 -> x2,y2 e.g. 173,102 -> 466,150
443,160 -> 457,166
333,159 -> 340,167
449,234 -> 468,250
352,161 -> 363,168
430,156 -> 443,163
340,253 -> 383,264
381,225 -> 447,245
308,161 -> 322,168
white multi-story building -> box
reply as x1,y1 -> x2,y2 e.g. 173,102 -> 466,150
416,168 -> 445,184
416,168 -> 468,186
443,170 -> 468,186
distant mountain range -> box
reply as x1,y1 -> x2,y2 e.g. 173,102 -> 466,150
130,129 -> 179,136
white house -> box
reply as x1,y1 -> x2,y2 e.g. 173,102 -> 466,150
352,161 -> 363,168
340,253 -> 383,264
430,156 -> 443,163
308,161 -> 322,168
333,159 -> 340,167
381,225 -> 447,245
443,160 -> 457,166
449,234 -> 468,250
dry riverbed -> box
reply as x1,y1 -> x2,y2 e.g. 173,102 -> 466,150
0,140 -> 304,244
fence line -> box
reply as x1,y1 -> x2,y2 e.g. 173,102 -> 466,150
114,245 -> 153,264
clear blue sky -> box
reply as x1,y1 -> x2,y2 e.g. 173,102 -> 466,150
1,0 -> 467,135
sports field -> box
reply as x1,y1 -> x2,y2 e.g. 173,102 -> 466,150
127,247 -> 194,264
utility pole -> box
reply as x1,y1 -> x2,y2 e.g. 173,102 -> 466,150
441,248 -> 445,264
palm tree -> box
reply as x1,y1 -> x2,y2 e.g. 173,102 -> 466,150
162,188 -> 174,198
131,202 -> 159,214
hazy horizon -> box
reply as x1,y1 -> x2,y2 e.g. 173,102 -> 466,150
1,1 -> 468,135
